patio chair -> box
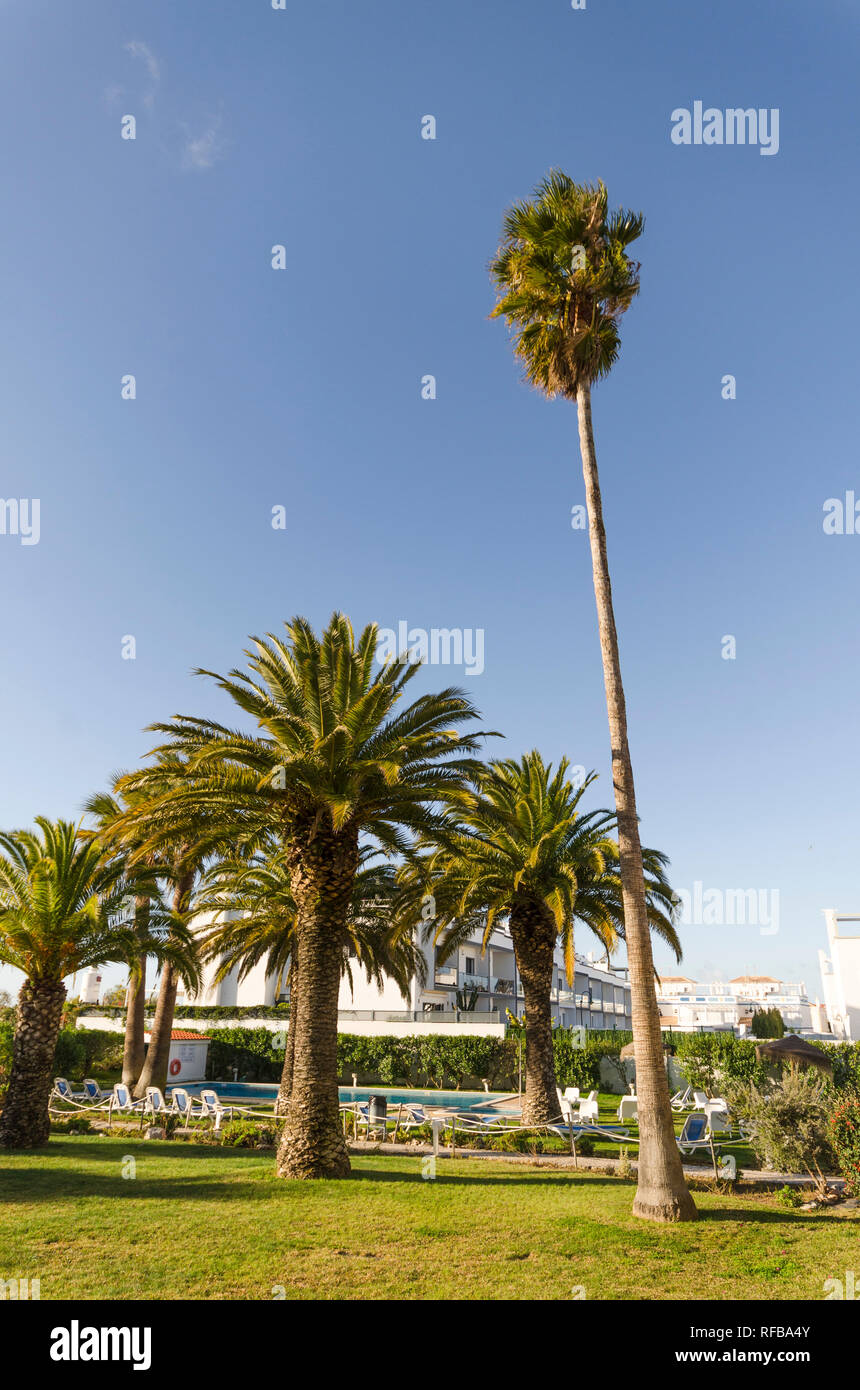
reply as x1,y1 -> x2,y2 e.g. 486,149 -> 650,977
169,1088 -> 200,1125
617,1095 -> 638,1123
575,1093 -> 599,1125
705,1106 -> 732,1139
199,1089 -> 234,1125
144,1087 -> 171,1118
677,1111 -> 711,1154
53,1077 -> 84,1102
82,1078 -> 108,1104
670,1084 -> 692,1111
110,1083 -> 145,1115
691,1090 -> 710,1112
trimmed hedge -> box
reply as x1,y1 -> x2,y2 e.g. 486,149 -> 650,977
204,1027 -> 617,1091
77,1004 -> 291,1021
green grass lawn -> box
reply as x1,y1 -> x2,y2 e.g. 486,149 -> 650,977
1,1136 -> 855,1300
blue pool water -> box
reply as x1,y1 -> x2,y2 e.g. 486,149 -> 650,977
171,1082 -> 512,1112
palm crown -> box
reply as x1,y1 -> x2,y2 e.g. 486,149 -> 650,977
403,751 -> 680,978
129,613 -> 489,858
490,171 -> 644,398
0,817 -> 145,982
197,843 -> 424,1002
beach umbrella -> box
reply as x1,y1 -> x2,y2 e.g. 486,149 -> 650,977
755,1035 -> 833,1075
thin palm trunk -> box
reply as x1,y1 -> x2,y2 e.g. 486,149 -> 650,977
122,898 -> 149,1087
509,899 -> 559,1124
133,962 -> 178,1098
132,870 -> 193,1099
277,829 -> 354,1178
577,381 -> 696,1222
0,978 -> 66,1149
275,957 -> 297,1117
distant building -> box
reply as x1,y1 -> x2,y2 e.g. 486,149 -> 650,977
181,915 -> 632,1037
656,974 -> 816,1035
819,911 -> 860,1041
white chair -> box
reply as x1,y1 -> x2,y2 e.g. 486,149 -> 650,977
53,1077 -> 84,1102
169,1088 -> 199,1124
111,1083 -> 145,1114
575,1092 -> 599,1125
82,1078 -> 108,1104
691,1090 -> 710,1112
677,1112 -> 710,1154
670,1085 -> 692,1111
144,1087 -> 170,1118
563,1087 -> 581,1104
705,1103 -> 731,1138
617,1095 -> 638,1122
199,1089 -> 234,1125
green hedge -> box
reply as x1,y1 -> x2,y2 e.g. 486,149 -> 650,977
204,1027 -> 618,1091
77,1004 -> 291,1021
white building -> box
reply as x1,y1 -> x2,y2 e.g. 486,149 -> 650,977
656,974 -> 816,1035
181,915 -> 632,1038
819,911 -> 860,1041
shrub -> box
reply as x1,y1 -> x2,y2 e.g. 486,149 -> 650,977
217,1117 -> 280,1148
776,1184 -> 802,1208
50,1116 -> 92,1135
830,1097 -> 860,1195
725,1070 -> 837,1184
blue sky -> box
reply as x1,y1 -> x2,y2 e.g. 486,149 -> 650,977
1,0 -> 857,1000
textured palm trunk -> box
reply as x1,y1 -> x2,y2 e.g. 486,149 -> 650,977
0,977 -> 66,1149
122,898 -> 149,1087
509,897 -> 559,1124
274,958 -> 297,1118
132,962 -> 178,1098
132,869 -> 194,1099
277,826 -> 356,1178
577,382 -> 696,1221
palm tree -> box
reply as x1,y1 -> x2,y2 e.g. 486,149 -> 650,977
0,818 -> 153,1148
490,174 -> 698,1221
400,752 -> 680,1123
126,613 -> 487,1178
197,844 -> 424,1114
83,785 -> 159,1088
95,753 -> 228,1098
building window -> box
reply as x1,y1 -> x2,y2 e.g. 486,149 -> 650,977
464,957 -> 475,976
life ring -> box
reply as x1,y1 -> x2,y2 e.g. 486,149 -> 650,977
169,1058 -> 181,1077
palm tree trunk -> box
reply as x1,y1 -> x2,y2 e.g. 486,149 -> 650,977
576,382 -> 697,1222
509,899 -> 559,1124
122,897 -> 149,1087
0,977 -> 66,1149
275,957 -> 297,1117
132,962 -> 178,1098
277,828 -> 355,1178
132,869 -> 194,1099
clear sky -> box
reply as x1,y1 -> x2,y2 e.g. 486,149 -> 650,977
1,0 -> 857,1000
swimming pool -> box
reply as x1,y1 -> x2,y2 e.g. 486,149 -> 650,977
171,1082 -> 514,1112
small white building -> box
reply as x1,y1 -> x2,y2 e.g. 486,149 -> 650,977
819,911 -> 860,1041
656,974 -> 816,1035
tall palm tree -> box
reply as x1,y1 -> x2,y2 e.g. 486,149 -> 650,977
400,752 -> 680,1123
197,844 -> 424,1114
491,173 -> 697,1220
126,613 -> 487,1178
0,818 -> 155,1148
